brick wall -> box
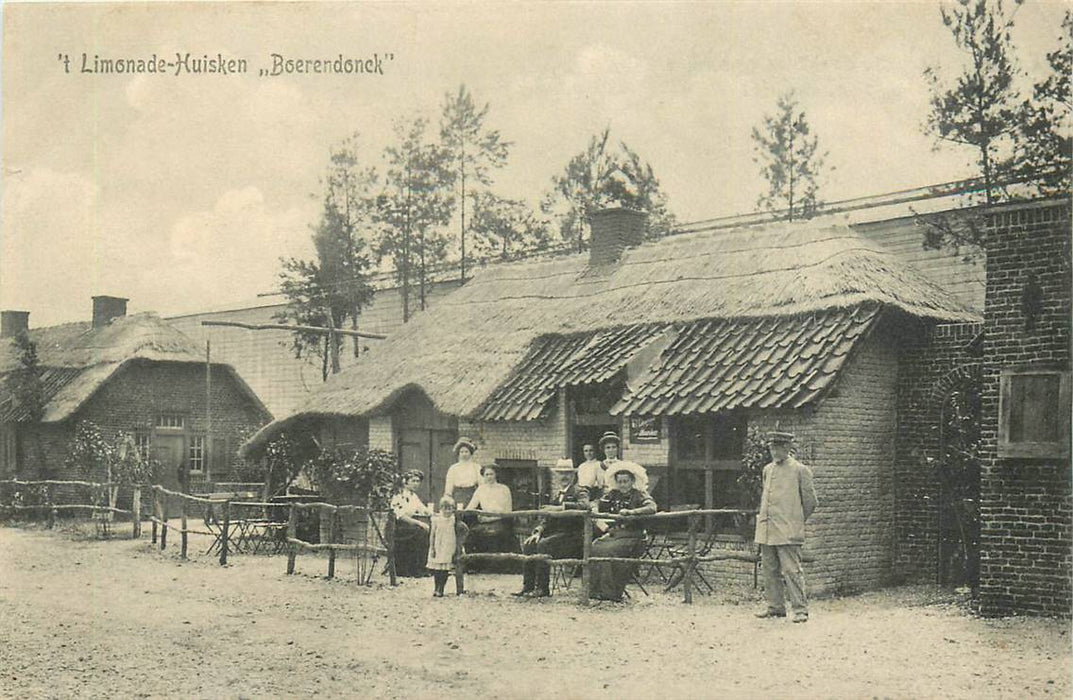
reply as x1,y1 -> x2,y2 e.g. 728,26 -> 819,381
462,396 -> 567,469
977,201 -> 1071,617
748,316 -> 902,595
893,317 -> 982,582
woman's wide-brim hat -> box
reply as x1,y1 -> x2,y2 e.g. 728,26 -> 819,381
597,431 -> 620,449
453,437 -> 478,454
607,461 -> 646,484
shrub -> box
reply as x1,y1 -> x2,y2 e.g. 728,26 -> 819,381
307,446 -> 397,509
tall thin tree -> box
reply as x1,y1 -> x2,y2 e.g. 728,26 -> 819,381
752,92 -> 828,221
376,116 -> 454,321
440,85 -> 510,284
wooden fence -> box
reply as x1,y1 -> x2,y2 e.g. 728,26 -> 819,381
282,502 -> 396,586
0,479 -> 141,537
453,507 -> 758,605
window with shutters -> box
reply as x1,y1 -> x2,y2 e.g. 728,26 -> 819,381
998,368 -> 1070,459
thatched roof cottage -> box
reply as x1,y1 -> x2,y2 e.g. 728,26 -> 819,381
0,297 -> 271,491
247,208 -> 979,593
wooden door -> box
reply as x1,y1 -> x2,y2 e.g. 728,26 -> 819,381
430,430 -> 458,503
152,434 -> 185,517
398,429 -> 432,503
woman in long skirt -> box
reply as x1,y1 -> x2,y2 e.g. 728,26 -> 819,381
589,464 -> 656,602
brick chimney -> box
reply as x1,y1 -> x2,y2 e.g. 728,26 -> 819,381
0,310 -> 30,338
588,206 -> 647,267
92,296 -> 128,328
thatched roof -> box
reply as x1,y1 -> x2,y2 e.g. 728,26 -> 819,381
245,218 -> 977,448
0,313 -> 268,422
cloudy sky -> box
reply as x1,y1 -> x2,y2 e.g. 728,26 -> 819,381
1,1 -> 1066,327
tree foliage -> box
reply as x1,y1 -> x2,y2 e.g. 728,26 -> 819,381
375,116 -> 455,322
307,446 -> 398,508
924,0 -> 1024,203
469,192 -> 551,260
10,330 -> 44,422
440,85 -> 511,282
752,91 -> 828,221
64,421 -> 156,485
276,135 -> 376,380
542,127 -> 675,250
1017,10 -> 1072,196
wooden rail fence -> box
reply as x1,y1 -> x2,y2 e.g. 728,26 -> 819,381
452,507 -> 757,605
0,479 -> 141,537
282,502 -> 396,586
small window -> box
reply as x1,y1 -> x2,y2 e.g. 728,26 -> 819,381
135,433 -> 152,461
188,435 -> 206,473
156,414 -> 185,430
999,369 -> 1070,459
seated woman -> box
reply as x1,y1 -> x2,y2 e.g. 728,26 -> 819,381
464,464 -> 517,555
516,461 -> 589,598
589,463 -> 657,602
390,470 -> 432,577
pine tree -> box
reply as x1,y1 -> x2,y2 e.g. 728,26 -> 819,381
752,92 -> 828,221
469,192 -> 551,259
276,135 -> 376,379
1017,10 -> 1071,195
542,127 -> 675,250
924,0 -> 1024,203
440,85 -> 510,283
375,116 -> 455,322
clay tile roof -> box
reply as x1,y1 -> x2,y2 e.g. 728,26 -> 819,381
610,304 -> 881,416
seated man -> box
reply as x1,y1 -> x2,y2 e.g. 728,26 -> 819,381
464,464 -> 517,555
589,463 -> 657,602
515,461 -> 589,598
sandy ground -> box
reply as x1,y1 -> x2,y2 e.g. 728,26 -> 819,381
0,523 -> 1069,700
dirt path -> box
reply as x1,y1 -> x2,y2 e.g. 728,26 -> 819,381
1,526 -> 1069,699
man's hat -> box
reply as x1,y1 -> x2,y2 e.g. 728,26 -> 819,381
551,458 -> 576,472
768,431 -> 796,445
607,461 -> 646,484
453,437 -> 478,454
597,431 -> 620,449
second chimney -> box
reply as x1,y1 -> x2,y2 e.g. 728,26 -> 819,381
588,206 -> 647,267
0,310 -> 30,338
92,296 -> 128,328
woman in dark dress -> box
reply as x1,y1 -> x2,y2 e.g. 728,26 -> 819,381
390,470 -> 432,577
589,463 -> 657,602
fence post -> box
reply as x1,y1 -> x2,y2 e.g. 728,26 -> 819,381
286,503 -> 297,575
151,487 -> 158,545
220,500 -> 231,566
684,513 -> 697,605
579,512 -> 593,606
453,511 -> 465,595
386,511 -> 398,587
326,507 -> 337,580
131,486 -> 142,539
159,489 -> 168,551
46,484 -> 55,530
179,495 -> 188,559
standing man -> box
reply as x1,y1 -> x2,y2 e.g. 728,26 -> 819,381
754,431 -> 818,623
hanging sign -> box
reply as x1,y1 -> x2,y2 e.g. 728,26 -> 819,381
629,416 -> 662,444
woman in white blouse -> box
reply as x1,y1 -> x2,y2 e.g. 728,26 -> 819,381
465,464 -> 517,557
391,469 -> 432,577
443,437 -> 482,508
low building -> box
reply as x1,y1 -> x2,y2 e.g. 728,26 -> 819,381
247,206 -> 978,595
0,296 -> 272,491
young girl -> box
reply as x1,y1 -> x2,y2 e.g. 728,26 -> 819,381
427,495 -> 468,597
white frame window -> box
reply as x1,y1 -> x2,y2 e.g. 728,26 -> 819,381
156,413 -> 185,430
188,434 -> 206,474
